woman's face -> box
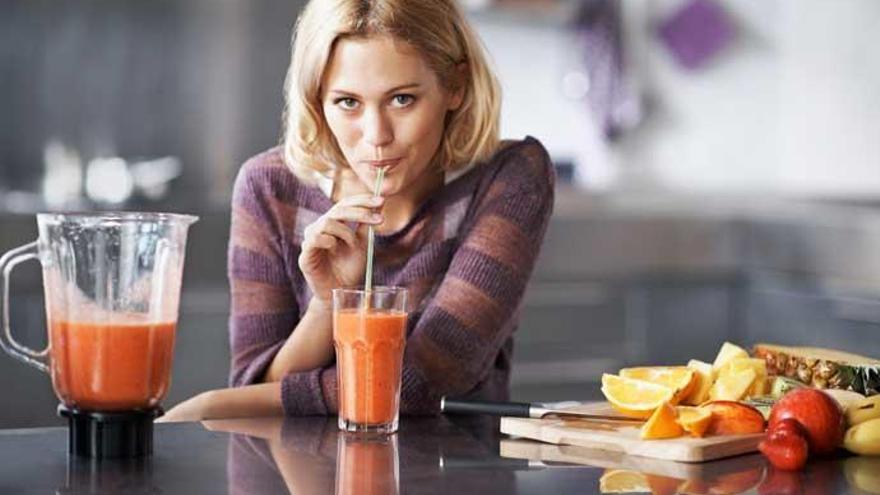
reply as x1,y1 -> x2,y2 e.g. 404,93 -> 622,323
321,35 -> 462,197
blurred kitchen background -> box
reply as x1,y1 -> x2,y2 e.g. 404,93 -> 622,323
2,0 -> 880,428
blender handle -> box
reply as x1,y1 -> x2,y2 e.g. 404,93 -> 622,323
0,241 -> 49,373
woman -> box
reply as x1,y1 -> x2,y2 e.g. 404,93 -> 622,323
161,0 -> 554,422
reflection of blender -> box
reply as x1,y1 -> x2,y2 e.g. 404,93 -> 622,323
0,212 -> 197,458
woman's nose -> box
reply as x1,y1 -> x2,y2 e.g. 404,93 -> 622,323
362,108 -> 394,148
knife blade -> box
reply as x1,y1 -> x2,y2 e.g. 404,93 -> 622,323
440,397 -> 644,423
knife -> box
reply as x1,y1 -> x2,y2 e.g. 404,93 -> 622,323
440,397 -> 644,423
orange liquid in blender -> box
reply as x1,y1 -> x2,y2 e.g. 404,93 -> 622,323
334,309 -> 406,425
49,320 -> 176,411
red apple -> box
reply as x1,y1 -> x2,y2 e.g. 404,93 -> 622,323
758,432 -> 809,470
768,388 -> 844,456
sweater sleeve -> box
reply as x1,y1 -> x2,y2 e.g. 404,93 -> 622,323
228,156 -> 301,388
279,139 -> 555,416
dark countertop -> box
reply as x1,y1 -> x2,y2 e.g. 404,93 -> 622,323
0,415 -> 871,494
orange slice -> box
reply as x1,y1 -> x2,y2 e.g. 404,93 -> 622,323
619,366 -> 696,405
641,401 -> 684,440
676,406 -> 713,437
599,469 -> 650,493
601,374 -> 675,418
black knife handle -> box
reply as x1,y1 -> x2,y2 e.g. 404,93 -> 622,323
440,397 -> 531,418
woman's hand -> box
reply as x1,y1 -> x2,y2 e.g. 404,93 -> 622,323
157,383 -> 284,423
157,391 -> 215,423
299,194 -> 384,303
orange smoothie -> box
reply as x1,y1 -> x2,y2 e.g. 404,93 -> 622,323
334,309 -> 407,426
49,320 -> 176,411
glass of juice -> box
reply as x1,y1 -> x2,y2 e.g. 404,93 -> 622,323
335,432 -> 399,495
332,286 -> 407,434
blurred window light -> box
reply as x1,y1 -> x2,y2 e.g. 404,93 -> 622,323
85,157 -> 133,204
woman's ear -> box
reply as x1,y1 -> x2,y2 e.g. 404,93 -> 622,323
447,63 -> 468,111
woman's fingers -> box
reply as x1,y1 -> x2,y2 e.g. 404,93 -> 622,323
328,205 -> 383,225
329,194 -> 384,224
303,218 -> 357,249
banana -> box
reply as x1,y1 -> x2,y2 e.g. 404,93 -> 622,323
847,395 -> 880,427
844,417 -> 880,456
845,457 -> 880,494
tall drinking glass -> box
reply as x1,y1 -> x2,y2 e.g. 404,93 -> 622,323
332,287 -> 407,434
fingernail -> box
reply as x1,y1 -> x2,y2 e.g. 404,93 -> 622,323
372,196 -> 384,205
371,214 -> 383,223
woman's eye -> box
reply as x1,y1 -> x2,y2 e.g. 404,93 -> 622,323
391,94 -> 415,108
334,98 -> 359,110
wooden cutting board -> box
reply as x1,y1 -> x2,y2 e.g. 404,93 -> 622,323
500,402 -> 764,463
499,439 -> 766,480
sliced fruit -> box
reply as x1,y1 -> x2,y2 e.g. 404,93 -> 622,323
844,417 -> 880,456
769,376 -> 806,398
641,401 -> 684,440
683,359 -> 714,405
700,401 -> 766,435
619,366 -> 696,404
846,394 -> 880,427
709,368 -> 757,402
718,357 -> 768,398
713,342 -> 749,370
676,406 -> 713,437
599,469 -> 650,493
753,343 -> 880,395
601,373 -> 675,419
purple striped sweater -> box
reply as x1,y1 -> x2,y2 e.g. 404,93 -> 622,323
228,137 -> 554,415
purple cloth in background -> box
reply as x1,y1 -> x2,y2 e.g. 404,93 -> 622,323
657,0 -> 735,70
576,0 -> 642,140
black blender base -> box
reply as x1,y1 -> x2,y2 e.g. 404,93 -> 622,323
58,405 -> 161,459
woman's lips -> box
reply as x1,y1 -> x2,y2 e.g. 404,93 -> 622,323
363,158 -> 402,170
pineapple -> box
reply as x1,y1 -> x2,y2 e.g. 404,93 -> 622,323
753,344 -> 880,396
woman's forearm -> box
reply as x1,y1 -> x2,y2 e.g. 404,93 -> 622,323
263,297 -> 334,382
203,382 -> 284,419
159,382 -> 284,423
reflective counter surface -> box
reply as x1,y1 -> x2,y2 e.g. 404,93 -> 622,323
0,415 -> 875,494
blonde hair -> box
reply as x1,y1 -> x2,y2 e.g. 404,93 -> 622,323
281,0 -> 501,183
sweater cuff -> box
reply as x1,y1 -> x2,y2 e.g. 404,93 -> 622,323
281,368 -> 329,416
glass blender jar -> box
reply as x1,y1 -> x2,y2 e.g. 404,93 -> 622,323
0,212 -> 197,458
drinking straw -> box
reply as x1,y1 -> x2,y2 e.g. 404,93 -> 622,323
363,166 -> 386,299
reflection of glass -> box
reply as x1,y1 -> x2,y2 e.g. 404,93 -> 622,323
335,433 -> 400,495
333,287 -> 407,434
0,212 -> 197,411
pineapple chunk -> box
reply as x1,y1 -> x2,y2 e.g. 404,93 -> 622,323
709,368 -> 757,402
712,342 -> 749,371
720,357 -> 768,398
683,359 -> 715,405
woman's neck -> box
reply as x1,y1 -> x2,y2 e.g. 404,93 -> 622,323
334,166 -> 444,234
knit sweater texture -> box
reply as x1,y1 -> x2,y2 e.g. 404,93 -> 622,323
228,136 -> 554,415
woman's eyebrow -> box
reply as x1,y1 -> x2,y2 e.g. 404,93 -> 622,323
328,83 -> 422,97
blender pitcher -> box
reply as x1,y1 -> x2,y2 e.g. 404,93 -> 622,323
0,212 -> 197,457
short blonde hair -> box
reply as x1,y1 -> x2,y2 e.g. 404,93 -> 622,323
281,0 -> 501,183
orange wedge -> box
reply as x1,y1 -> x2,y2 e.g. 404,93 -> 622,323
676,406 -> 713,437
641,401 -> 684,440
619,366 -> 696,405
601,374 -> 675,418
599,469 -> 650,493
